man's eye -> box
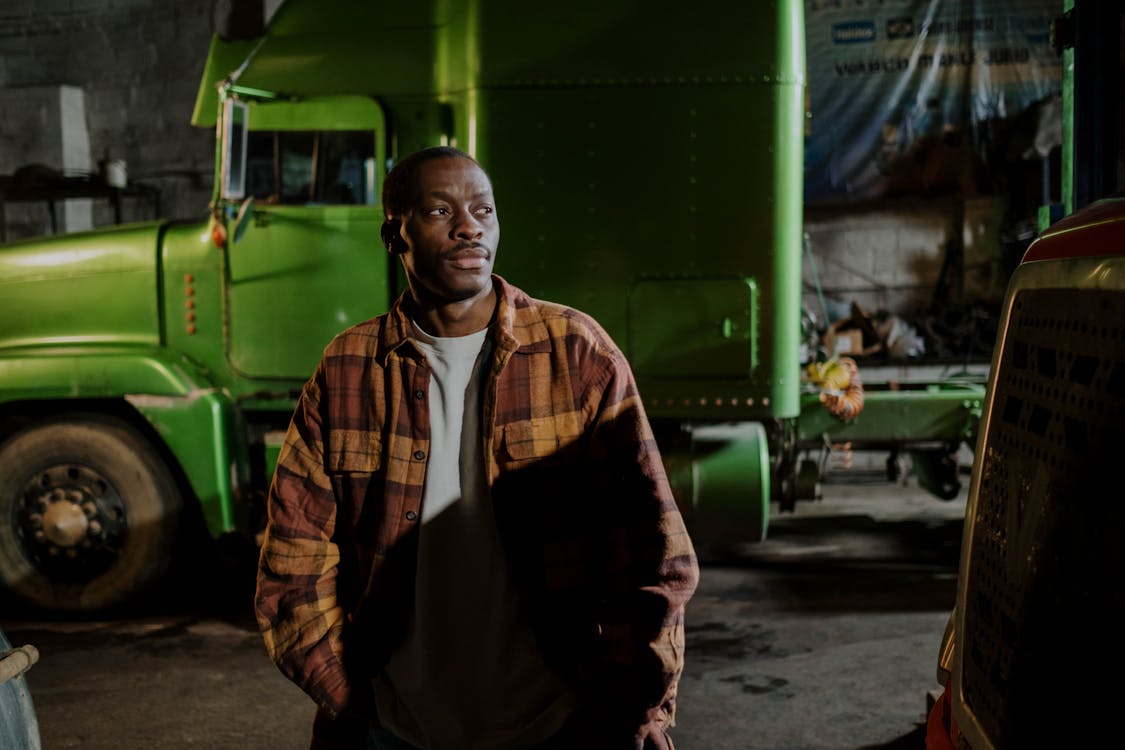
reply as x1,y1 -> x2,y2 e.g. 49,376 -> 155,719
475,206 -> 494,216
427,207 -> 449,217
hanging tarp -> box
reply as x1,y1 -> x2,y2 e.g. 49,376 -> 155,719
804,0 -> 1062,203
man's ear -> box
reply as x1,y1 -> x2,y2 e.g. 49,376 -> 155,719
381,218 -> 407,254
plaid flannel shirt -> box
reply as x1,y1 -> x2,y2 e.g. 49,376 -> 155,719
255,275 -> 699,748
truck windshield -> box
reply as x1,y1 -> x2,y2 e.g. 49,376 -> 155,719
245,130 -> 376,206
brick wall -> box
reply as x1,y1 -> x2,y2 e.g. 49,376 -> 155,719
0,0 -> 227,236
0,85 -> 95,238
803,195 -> 1007,360
805,196 -> 1007,311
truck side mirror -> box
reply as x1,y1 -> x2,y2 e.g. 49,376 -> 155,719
220,98 -> 249,200
231,196 -> 255,245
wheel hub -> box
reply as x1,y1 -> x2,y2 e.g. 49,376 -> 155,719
40,489 -> 90,547
17,464 -> 127,582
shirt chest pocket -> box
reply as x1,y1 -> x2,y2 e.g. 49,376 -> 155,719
326,431 -> 383,473
493,414 -> 594,553
499,413 -> 585,467
326,431 -> 384,531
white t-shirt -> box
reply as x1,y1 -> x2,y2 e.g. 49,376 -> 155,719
373,321 -> 576,750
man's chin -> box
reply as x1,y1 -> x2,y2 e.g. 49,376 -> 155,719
453,271 -> 495,294
420,273 -> 494,304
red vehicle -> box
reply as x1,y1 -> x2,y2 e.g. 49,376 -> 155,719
925,2 -> 1124,747
925,194 -> 1125,748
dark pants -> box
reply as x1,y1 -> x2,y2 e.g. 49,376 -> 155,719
366,720 -> 418,750
367,711 -> 590,750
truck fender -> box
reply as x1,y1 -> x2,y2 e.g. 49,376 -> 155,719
0,348 -> 250,538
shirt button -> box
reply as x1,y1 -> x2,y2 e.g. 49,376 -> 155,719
405,510 -> 418,521
414,389 -> 424,399
413,450 -> 425,460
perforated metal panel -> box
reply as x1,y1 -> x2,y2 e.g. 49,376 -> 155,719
961,287 -> 1125,746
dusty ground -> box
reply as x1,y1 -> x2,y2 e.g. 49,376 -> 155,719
3,461 -> 966,750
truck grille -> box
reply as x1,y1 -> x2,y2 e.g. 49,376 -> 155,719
962,287 -> 1125,745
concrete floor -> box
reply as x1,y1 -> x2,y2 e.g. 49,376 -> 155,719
2,460 -> 967,750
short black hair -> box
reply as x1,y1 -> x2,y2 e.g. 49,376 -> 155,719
381,146 -> 482,219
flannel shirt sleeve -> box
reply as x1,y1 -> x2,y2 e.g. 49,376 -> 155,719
587,348 -> 700,740
254,360 -> 356,720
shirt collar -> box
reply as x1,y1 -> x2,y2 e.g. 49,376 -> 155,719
377,274 -> 553,365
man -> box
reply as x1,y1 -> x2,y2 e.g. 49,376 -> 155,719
255,146 -> 699,750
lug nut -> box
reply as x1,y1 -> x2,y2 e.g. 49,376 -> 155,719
88,520 -> 103,535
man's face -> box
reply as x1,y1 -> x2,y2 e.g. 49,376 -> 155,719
396,156 -> 499,305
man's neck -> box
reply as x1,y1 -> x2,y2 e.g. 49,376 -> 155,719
411,286 -> 497,338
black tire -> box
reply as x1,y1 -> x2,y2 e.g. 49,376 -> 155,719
0,415 -> 182,612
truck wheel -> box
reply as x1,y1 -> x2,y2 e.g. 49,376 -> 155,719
0,415 -> 182,612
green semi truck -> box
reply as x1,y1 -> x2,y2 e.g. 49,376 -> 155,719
0,0 -> 984,612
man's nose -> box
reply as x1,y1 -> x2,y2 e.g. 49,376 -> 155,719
450,210 -> 483,239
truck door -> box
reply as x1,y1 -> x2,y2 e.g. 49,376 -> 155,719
224,95 -> 388,381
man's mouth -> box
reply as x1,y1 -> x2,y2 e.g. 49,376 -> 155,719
446,244 -> 490,270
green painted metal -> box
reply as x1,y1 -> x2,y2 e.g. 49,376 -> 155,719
797,385 -> 985,446
908,446 -> 962,501
225,203 -> 387,380
0,224 -> 163,351
666,423 -> 771,544
220,96 -> 389,381
466,1 -> 805,419
190,36 -> 257,127
1062,0 -> 1075,216
263,432 -> 286,492
245,96 -> 384,131
158,221 -> 229,387
0,346 -> 208,399
0,346 -> 249,535
191,4 -> 444,126
629,277 -> 758,379
127,389 -> 250,536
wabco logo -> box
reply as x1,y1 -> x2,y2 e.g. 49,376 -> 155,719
832,21 -> 876,44
887,17 -> 914,39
